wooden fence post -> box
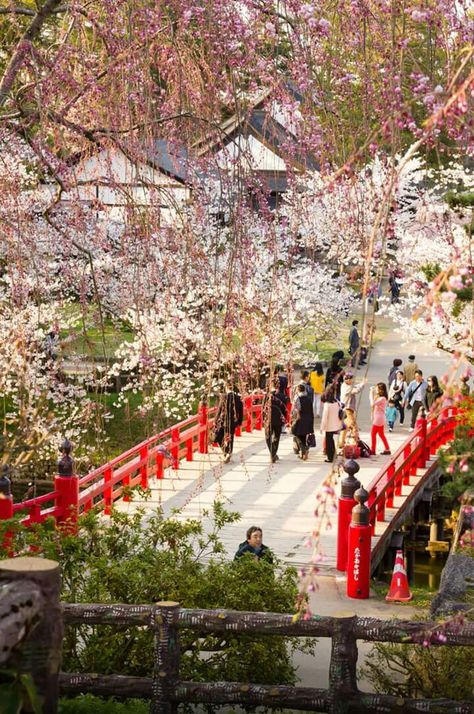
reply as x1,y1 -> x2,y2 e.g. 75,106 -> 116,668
328,612 -> 358,713
0,556 -> 63,713
151,601 -> 180,714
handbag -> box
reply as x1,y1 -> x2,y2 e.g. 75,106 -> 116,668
306,433 -> 316,448
344,444 -> 360,459
357,439 -> 372,457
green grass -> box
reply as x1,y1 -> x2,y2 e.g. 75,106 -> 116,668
297,314 -> 391,362
58,304 -> 134,360
91,391 -> 149,457
371,580 -> 434,609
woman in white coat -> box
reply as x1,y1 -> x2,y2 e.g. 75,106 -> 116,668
320,385 -> 344,463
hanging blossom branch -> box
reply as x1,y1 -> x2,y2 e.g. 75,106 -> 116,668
0,0 -> 65,108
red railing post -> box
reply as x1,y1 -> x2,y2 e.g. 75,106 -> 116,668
402,445 -> 411,486
198,403 -> 208,453
255,399 -> 263,431
416,409 -> 427,469
367,490 -> 376,534
347,487 -> 371,599
0,480 -> 14,555
156,450 -> 164,479
54,474 -> 79,533
336,460 -> 361,572
186,437 -> 193,461
140,444 -> 149,488
429,417 -> 438,456
103,467 -> 113,514
386,462 -> 396,507
171,427 -> 180,469
0,494 -> 14,521
245,396 -> 252,432
28,502 -> 42,526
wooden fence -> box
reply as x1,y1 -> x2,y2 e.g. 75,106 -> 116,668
1,557 -> 474,714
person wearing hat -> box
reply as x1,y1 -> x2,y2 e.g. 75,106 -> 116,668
340,373 -> 367,411
403,355 -> 418,385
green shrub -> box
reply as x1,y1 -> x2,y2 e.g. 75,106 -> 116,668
362,641 -> 474,702
59,695 -> 148,714
1,502 -> 314,704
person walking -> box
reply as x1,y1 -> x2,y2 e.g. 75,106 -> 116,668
389,273 -> 401,303
263,380 -> 286,463
348,320 -> 360,367
385,399 -> 398,432
403,355 -> 418,385
325,351 -> 345,397
320,385 -> 344,463
291,383 -> 314,461
388,358 -> 403,386
309,362 -> 325,418
274,368 -> 290,432
404,369 -> 428,431
214,381 -> 244,463
388,370 -> 407,425
340,372 -> 366,411
369,382 -> 391,455
425,375 -> 443,412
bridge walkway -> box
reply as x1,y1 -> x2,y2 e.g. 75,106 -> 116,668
115,316 -> 452,571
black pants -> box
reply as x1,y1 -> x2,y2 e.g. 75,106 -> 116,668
266,425 -> 282,459
325,431 -> 337,461
294,434 -> 309,456
395,401 -> 405,424
411,401 -> 423,428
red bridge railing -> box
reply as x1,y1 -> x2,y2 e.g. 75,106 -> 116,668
366,405 -> 460,532
2,393 -> 265,530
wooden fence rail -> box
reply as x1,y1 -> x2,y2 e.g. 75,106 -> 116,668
2,558 -> 474,714
58,602 -> 474,713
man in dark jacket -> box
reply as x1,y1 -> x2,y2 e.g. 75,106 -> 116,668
234,526 -> 273,562
291,383 -> 314,460
214,382 -> 244,463
348,320 -> 360,367
263,380 -> 286,463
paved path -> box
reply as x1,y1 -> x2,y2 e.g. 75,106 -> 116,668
116,314 -> 452,569
114,314 -> 453,693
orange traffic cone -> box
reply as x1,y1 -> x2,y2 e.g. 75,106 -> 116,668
385,549 -> 412,602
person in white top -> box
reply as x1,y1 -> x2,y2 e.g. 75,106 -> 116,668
388,370 -> 407,425
340,373 -> 367,411
320,385 -> 344,463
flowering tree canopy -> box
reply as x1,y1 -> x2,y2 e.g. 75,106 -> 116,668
0,0 -> 472,471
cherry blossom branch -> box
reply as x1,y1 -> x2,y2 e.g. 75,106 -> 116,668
0,0 -> 64,108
